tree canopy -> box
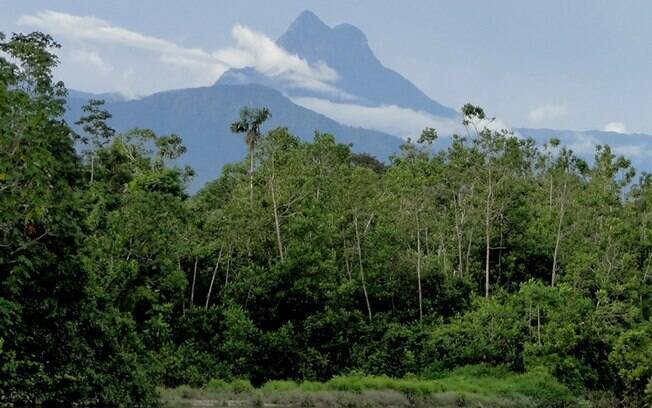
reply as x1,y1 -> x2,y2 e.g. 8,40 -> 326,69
1,32 -> 651,407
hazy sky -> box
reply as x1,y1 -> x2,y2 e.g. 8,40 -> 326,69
3,0 -> 652,134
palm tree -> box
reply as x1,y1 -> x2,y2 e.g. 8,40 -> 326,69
230,106 -> 271,204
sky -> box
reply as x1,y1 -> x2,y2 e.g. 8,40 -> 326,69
3,0 -> 652,134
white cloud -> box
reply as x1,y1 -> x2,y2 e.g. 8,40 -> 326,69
216,25 -> 337,82
292,97 -> 512,139
18,10 -> 341,96
603,121 -> 627,133
292,97 -> 510,139
68,50 -> 113,74
214,25 -> 347,97
18,11 -> 219,68
528,103 -> 568,123
292,97 -> 463,139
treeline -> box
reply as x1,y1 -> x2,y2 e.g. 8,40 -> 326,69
1,33 -> 651,407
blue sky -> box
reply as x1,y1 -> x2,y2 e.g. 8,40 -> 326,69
3,0 -> 652,134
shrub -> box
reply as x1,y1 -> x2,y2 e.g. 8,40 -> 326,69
262,380 -> 299,392
609,321 -> 652,407
230,379 -> 255,394
204,378 -> 230,392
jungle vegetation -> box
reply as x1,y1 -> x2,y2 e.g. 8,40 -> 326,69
1,32 -> 651,407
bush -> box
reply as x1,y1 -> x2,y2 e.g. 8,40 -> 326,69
230,379 -> 255,394
262,380 -> 299,392
425,294 -> 527,372
609,321 -> 652,407
204,378 -> 230,392
521,283 -> 613,390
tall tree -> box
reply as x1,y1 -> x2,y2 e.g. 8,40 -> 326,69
76,99 -> 115,184
0,32 -> 157,405
230,107 -> 271,204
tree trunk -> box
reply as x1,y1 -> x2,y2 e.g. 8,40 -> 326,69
465,229 -> 474,277
245,141 -> 255,259
90,154 -> 95,184
190,256 -> 198,306
454,192 -> 464,276
249,143 -> 254,205
205,246 -> 223,309
416,211 -> 423,321
549,174 -> 553,208
270,169 -> 284,262
537,305 -> 541,345
222,252 -> 231,303
551,178 -> 567,286
343,237 -> 352,281
485,171 -> 493,298
354,211 -> 372,321
424,225 -> 430,256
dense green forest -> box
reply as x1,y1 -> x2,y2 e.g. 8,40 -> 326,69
2,33 -> 652,407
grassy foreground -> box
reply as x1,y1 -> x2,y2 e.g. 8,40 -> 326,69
159,366 -> 585,407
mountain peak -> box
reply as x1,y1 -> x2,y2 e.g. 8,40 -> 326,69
287,10 -> 329,34
278,11 -> 375,67
219,10 -> 458,119
333,23 -> 367,43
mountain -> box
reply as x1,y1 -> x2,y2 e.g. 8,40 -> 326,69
66,84 -> 403,190
66,10 -> 652,190
217,10 -> 458,118
67,89 -> 128,103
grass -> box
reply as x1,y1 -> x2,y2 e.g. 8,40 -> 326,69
159,365 -> 584,407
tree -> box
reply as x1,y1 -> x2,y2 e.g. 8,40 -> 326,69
76,99 -> 116,184
230,107 -> 271,204
384,135 -> 442,321
462,104 -> 535,297
0,32 -> 157,405
443,135 -> 481,278
537,140 -> 584,286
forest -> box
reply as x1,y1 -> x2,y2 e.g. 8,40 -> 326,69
1,33 -> 652,407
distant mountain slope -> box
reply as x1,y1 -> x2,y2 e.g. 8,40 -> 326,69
217,10 -> 457,118
66,84 -> 403,190
67,89 -> 127,103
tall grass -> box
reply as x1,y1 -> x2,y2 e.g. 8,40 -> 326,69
160,365 -> 582,407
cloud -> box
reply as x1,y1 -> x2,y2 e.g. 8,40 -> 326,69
292,97 -> 513,140
18,11 -> 219,68
292,97 -> 464,139
18,10 -> 341,96
603,121 -> 627,133
68,50 -> 113,74
216,25 -> 337,86
214,25 -> 347,97
528,103 -> 569,123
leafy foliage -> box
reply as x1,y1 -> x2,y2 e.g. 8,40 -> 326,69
2,30 -> 651,407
